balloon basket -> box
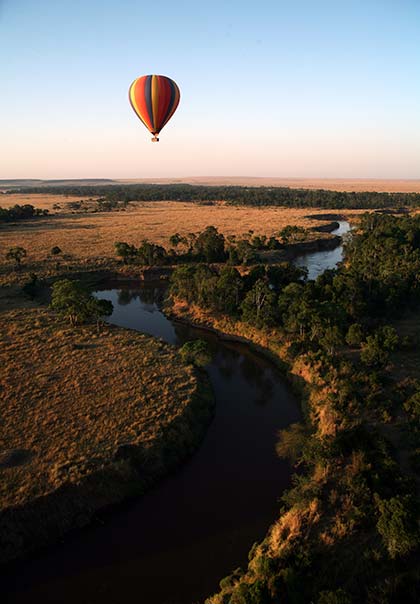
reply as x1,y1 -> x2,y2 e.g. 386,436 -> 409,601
151,136 -> 159,142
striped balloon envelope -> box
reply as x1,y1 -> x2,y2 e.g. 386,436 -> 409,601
129,75 -> 180,142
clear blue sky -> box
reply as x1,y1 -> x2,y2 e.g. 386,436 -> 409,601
1,0 -> 420,178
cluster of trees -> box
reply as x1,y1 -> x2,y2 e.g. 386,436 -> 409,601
170,263 -> 307,322
50,279 -> 113,326
8,183 -> 420,209
115,226 -> 312,267
171,213 -> 420,603
0,204 -> 49,222
172,215 -> 420,363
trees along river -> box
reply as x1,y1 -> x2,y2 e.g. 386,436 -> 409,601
2,223 -> 350,604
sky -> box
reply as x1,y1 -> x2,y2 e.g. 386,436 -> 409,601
1,0 -> 420,179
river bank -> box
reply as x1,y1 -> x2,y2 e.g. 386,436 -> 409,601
0,221 -> 349,568
0,300 -> 214,565
2,281 -> 301,604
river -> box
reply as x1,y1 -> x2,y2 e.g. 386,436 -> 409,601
293,220 -> 351,280
3,222 -> 349,604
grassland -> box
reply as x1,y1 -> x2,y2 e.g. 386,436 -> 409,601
0,196 -> 363,275
119,176 -> 420,193
4,176 -> 420,192
0,193 -> 99,211
0,294 -> 213,563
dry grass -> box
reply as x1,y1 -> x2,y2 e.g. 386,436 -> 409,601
0,199 -> 363,269
119,176 -> 420,193
0,193 -> 98,212
0,306 -> 200,509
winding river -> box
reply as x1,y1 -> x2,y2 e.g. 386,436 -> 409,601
293,220 -> 350,280
3,222 -> 350,604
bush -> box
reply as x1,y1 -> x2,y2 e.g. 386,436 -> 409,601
317,589 -> 351,604
179,340 -> 211,367
6,246 -> 27,268
345,323 -> 363,347
50,279 -> 113,326
376,495 -> 419,559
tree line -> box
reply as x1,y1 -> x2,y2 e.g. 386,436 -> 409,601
170,213 -> 420,603
114,225 -> 310,267
0,204 -> 49,222
6,183 -> 420,209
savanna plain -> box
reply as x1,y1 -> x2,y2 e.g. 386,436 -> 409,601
1,182 -> 419,604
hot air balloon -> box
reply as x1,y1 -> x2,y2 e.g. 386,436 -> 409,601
129,75 -> 180,142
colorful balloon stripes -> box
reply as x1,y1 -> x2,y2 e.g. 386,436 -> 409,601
129,75 -> 180,140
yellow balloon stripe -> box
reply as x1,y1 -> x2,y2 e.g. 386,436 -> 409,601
129,81 -> 149,130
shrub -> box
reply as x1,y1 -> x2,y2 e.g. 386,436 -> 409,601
375,495 -> 419,559
179,340 -> 211,367
317,589 -> 351,604
6,246 -> 27,268
345,323 -> 363,347
51,279 -> 113,326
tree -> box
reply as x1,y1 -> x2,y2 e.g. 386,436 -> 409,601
50,246 -> 62,256
179,340 -> 211,367
114,241 -> 137,264
137,240 -> 167,265
376,495 -> 419,559
276,423 -> 308,464
6,246 -> 27,268
193,226 -> 226,262
169,232 -> 187,250
360,325 -> 398,368
50,279 -> 113,326
278,225 -> 307,244
345,323 -> 363,347
319,325 -> 343,356
214,266 -> 243,314
241,279 -> 278,328
317,589 -> 351,604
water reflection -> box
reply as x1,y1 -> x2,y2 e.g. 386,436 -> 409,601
293,220 -> 351,280
4,285 -> 300,604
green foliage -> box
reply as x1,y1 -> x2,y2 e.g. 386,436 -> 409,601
179,340 -> 211,367
345,323 -> 363,347
230,580 -> 270,604
50,279 -> 113,326
361,326 -> 399,368
137,240 -> 167,265
114,240 -> 167,265
278,224 -> 307,244
375,495 -> 419,559
241,279 -> 278,328
215,266 -> 243,313
404,391 -> 420,419
276,423 -> 308,464
317,589 -> 351,604
114,241 -> 138,264
11,183 -> 420,209
6,246 -> 27,268
169,232 -> 187,249
193,225 -> 226,262
0,204 -> 48,222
